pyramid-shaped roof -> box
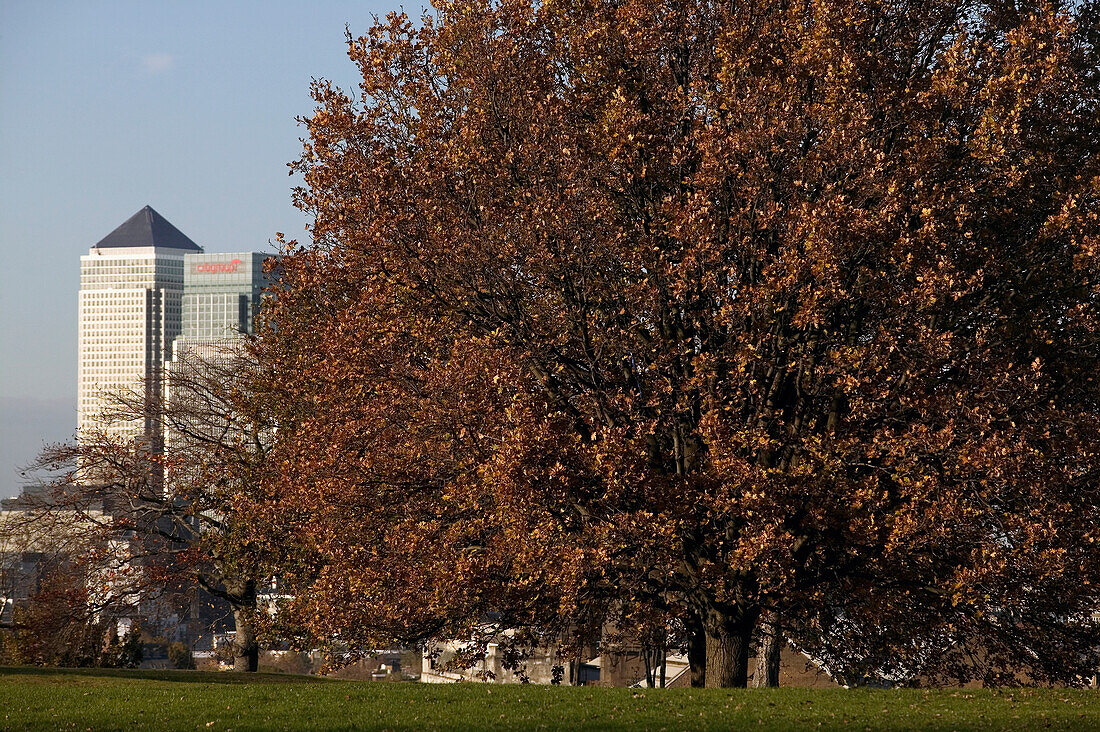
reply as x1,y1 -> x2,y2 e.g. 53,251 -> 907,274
94,205 -> 203,251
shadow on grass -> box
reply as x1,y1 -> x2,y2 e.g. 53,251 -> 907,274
0,666 -> 331,684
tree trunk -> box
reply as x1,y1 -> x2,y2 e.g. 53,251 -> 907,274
232,605 -> 259,672
752,609 -> 782,688
224,576 -> 258,672
705,606 -> 759,688
688,614 -> 707,688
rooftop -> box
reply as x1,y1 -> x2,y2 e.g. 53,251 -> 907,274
93,205 -> 203,251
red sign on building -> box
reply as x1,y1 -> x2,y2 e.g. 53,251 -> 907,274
195,258 -> 243,274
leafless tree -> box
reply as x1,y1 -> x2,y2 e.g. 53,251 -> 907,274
14,344 -> 272,671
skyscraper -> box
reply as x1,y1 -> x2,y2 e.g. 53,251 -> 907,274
74,210 -> 267,654
77,206 -> 203,440
174,251 -> 269,351
165,251 -> 270,379
163,252 -> 271,450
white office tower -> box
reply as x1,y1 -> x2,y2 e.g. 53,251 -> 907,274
77,206 -> 203,441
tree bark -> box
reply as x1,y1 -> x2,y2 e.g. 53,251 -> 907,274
232,605 -> 259,672
705,606 -> 759,688
224,576 -> 258,672
688,614 -> 707,688
752,609 -> 782,688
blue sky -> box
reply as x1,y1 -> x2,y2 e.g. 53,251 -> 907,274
0,0 -> 409,497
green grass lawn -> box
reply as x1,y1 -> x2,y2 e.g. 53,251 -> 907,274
2,667 -> 1099,731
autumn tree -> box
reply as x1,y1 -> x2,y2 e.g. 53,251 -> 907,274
0,509 -> 141,668
20,347 -> 274,671
0,563 -> 142,669
256,0 -> 1100,686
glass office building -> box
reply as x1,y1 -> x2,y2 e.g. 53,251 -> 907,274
163,252 -> 271,458
177,252 -> 269,346
169,250 -> 271,367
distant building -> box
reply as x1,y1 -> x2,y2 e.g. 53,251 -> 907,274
77,206 -> 202,441
168,251 -> 270,364
73,210 -> 269,656
0,503 -> 109,629
163,251 -> 271,454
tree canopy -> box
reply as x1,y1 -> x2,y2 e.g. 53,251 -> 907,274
252,0 -> 1100,686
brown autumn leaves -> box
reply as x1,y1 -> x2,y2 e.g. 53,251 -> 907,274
242,0 -> 1100,686
33,0 -> 1100,686
231,0 -> 1100,686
